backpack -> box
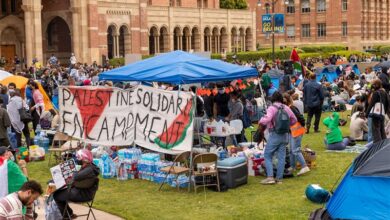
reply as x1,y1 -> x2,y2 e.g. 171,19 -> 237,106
272,105 -> 290,134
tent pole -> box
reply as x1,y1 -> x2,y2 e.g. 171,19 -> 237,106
188,92 -> 196,192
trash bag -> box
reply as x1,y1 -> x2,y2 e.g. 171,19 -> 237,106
45,195 -> 62,220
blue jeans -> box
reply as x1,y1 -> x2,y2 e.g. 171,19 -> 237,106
289,135 -> 306,169
367,117 -> 373,143
264,132 -> 289,180
324,138 -> 349,151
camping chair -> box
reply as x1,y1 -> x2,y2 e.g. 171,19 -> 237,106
158,151 -> 191,191
192,153 -> 220,193
64,178 -> 99,220
48,132 -> 71,166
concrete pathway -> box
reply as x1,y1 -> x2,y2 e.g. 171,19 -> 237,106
35,197 -> 124,220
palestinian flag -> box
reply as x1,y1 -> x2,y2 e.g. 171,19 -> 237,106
290,48 -> 306,76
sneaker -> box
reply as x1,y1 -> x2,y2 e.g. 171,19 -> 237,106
297,166 -> 310,176
260,177 -> 276,185
275,179 -> 283,184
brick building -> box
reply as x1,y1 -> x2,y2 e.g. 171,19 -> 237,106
0,0 -> 255,66
249,0 -> 390,51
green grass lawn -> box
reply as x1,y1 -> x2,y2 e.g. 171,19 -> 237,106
27,112 -> 357,220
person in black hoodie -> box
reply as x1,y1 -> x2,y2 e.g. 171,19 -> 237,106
366,79 -> 390,143
378,67 -> 390,94
54,149 -> 100,219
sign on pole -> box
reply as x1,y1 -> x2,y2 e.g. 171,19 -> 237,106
262,14 -> 285,33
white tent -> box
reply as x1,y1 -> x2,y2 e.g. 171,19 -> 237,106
0,70 -> 12,81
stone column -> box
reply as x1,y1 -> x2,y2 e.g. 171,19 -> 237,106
188,35 -> 192,51
71,5 -> 81,60
22,0 -> 43,65
179,35 -> 183,50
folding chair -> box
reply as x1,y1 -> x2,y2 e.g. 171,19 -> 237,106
64,178 -> 99,220
48,132 -> 71,166
192,153 -> 220,193
158,151 -> 191,191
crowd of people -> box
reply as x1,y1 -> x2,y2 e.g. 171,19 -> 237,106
1,51 -> 390,218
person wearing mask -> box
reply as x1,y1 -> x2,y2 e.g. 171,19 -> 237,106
303,73 -> 324,133
0,98 -> 11,148
323,112 -> 349,150
259,92 -> 297,185
54,149 -> 100,219
350,106 -> 368,141
0,180 -> 42,219
378,67 -> 390,93
283,94 -> 310,176
366,79 -> 389,143
213,84 -> 230,120
7,89 -> 30,148
226,90 -> 244,146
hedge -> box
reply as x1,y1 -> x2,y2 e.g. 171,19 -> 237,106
329,50 -> 371,58
379,46 -> 390,54
299,45 -> 347,53
299,53 -> 322,60
108,58 -> 125,67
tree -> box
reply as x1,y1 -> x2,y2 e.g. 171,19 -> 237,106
220,0 -> 247,9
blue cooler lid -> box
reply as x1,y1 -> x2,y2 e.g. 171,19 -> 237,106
217,157 -> 246,167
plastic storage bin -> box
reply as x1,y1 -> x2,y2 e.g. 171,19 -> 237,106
217,157 -> 248,188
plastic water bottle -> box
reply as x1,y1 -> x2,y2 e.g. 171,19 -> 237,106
35,124 -> 41,135
33,132 -> 41,146
117,163 -> 128,181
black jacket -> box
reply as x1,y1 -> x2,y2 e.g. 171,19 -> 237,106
72,164 -> 100,201
379,73 -> 390,93
366,89 -> 390,117
303,80 -> 324,108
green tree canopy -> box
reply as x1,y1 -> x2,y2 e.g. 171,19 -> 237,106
220,0 -> 247,9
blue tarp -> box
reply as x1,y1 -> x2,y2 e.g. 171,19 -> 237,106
268,69 -> 284,89
99,51 -> 258,84
326,166 -> 390,219
336,64 -> 361,75
315,65 -> 338,82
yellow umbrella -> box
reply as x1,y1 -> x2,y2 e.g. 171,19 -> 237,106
0,75 -> 54,110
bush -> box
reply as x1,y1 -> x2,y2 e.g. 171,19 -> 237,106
109,58 -> 125,67
300,45 -> 347,53
379,46 -> 390,54
299,53 -> 322,60
211,54 -> 222,59
330,50 -> 371,58
142,55 -> 154,60
229,48 -> 303,62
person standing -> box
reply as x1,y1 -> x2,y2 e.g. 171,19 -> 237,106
0,180 -> 42,220
378,67 -> 390,94
259,92 -> 297,185
0,98 -> 11,148
7,89 -> 30,148
70,53 -> 77,68
366,79 -> 389,143
226,90 -> 244,146
303,73 -> 324,133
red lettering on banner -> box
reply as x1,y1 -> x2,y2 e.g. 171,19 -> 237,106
69,88 -> 113,138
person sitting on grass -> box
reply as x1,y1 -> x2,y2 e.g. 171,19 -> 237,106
323,112 -> 350,150
350,106 -> 368,141
53,149 -> 100,219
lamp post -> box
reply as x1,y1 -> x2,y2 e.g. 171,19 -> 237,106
257,0 -> 289,63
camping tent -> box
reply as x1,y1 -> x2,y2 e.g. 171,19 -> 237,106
0,75 -> 54,110
374,61 -> 390,70
315,65 -> 338,83
267,69 -> 284,89
0,70 -> 12,81
336,64 -> 361,75
99,50 -> 258,84
326,139 -> 390,219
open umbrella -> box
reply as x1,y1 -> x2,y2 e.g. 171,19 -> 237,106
0,75 -> 54,110
0,70 -> 12,81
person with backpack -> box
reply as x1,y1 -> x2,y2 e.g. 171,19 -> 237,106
283,94 -> 310,176
259,91 -> 297,185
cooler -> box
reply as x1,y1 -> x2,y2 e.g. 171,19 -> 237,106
217,157 -> 248,189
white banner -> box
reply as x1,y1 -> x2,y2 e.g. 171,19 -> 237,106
59,85 -> 194,154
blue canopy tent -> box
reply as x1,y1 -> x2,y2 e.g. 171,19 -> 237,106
99,51 -> 258,84
315,65 -> 338,83
326,139 -> 390,219
267,69 -> 284,89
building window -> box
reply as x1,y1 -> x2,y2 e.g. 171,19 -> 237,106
1,0 -> 7,14
287,25 -> 295,38
342,22 -> 348,36
301,0 -> 310,13
286,0 -> 295,13
342,0 -> 348,11
301,24 -> 310,37
169,0 -> 174,6
10,0 -> 15,13
317,0 -> 326,12
265,3 -> 270,14
317,23 -> 326,37
203,0 -> 207,8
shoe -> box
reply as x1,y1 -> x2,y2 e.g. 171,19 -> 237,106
260,177 -> 276,185
297,166 -> 310,176
275,179 -> 283,184
314,130 -> 320,133
287,167 -> 295,173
